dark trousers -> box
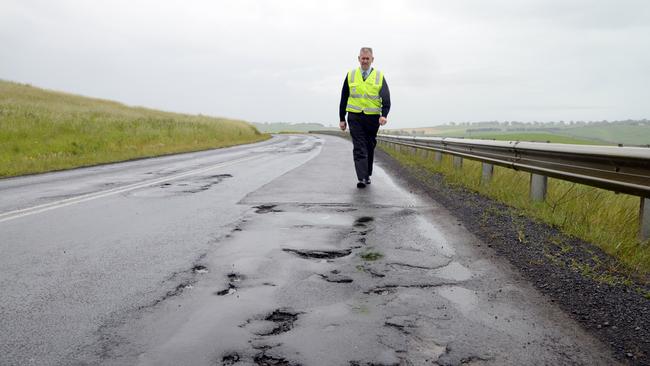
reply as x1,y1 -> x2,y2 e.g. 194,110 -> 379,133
348,112 -> 380,181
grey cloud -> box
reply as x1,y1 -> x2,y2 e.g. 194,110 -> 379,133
1,0 -> 648,127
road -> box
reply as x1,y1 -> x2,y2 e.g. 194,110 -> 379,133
0,134 -> 617,365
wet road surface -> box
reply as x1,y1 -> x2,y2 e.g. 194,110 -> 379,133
0,134 -> 618,365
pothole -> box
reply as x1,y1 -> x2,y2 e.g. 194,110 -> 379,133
356,265 -> 385,278
353,217 -> 374,228
282,248 -> 352,259
384,316 -> 417,335
319,273 -> 353,283
222,352 -> 241,365
257,309 -> 300,336
349,361 -> 399,366
360,251 -> 384,261
215,272 -> 246,296
255,204 -> 283,214
227,272 -> 245,282
253,353 -> 294,366
365,287 -> 397,296
182,174 -> 233,193
215,283 -> 237,296
192,265 -> 209,274
176,282 -> 193,292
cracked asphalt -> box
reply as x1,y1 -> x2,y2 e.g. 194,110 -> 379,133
0,134 -> 620,365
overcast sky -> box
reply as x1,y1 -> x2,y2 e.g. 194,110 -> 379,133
2,1 -> 649,128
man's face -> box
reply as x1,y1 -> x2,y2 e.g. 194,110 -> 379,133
358,51 -> 374,71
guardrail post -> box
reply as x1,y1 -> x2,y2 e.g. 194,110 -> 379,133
434,151 -> 443,162
530,173 -> 548,201
640,197 -> 650,241
453,156 -> 463,169
481,163 -> 494,185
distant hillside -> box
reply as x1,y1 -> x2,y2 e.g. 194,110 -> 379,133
387,120 -> 650,146
252,122 -> 336,133
0,80 -> 268,177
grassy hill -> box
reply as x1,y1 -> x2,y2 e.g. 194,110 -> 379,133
559,124 -> 650,146
0,80 -> 269,178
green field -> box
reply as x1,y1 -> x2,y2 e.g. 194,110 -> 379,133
560,125 -> 650,146
388,120 -> 650,146
0,80 -> 269,177
460,132 -> 603,145
380,143 -> 649,277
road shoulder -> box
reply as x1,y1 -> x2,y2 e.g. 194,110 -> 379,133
374,146 -> 650,365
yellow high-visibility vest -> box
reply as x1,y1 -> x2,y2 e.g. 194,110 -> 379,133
346,67 -> 383,115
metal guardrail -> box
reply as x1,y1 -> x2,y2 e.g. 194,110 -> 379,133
310,131 -> 650,239
377,134 -> 650,198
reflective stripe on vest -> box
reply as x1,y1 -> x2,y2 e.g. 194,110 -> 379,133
346,67 -> 383,115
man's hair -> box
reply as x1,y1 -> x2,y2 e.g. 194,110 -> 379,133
359,47 -> 373,55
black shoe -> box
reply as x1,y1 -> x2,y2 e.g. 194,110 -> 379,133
357,181 -> 366,188
364,178 -> 371,185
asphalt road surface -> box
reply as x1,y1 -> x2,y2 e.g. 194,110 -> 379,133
0,134 -> 618,365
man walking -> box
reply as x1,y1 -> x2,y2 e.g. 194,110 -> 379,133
339,47 -> 391,188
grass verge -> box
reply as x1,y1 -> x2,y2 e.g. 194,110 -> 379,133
380,143 -> 649,276
0,80 -> 270,178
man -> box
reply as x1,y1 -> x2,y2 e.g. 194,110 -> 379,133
339,47 -> 391,188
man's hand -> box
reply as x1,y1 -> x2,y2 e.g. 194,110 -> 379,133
379,116 -> 388,126
339,120 -> 347,131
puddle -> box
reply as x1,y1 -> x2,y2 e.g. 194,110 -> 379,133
282,248 -> 352,260
437,286 -> 478,314
417,216 -> 455,256
434,262 -> 472,281
257,309 -> 300,336
276,212 -> 352,227
255,204 -> 283,214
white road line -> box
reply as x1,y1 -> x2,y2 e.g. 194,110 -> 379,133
0,154 -> 262,223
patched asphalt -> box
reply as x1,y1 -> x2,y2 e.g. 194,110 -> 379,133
0,134 -> 635,365
103,135 -> 619,366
